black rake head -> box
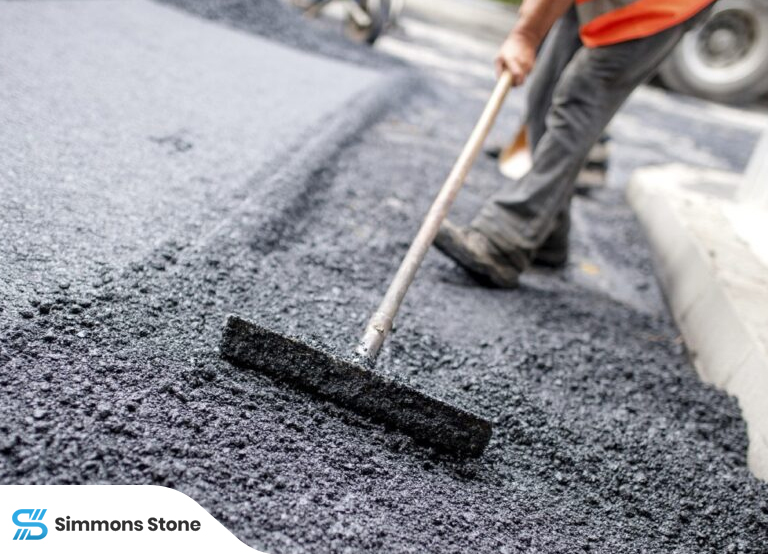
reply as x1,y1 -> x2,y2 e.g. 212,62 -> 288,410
220,314 -> 492,457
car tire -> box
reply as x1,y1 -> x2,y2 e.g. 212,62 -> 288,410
658,0 -> 768,103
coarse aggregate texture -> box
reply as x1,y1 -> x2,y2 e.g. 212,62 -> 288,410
2,2 -> 768,554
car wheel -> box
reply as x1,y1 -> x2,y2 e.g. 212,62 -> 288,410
658,0 -> 768,103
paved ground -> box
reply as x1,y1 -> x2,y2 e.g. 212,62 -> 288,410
2,1 -> 768,553
0,0 -> 380,313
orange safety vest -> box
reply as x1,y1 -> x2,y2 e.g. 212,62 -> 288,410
575,0 -> 716,47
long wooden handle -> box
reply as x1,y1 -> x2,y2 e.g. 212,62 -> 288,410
357,70 -> 514,362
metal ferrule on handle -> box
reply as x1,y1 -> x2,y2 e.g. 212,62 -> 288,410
356,71 -> 513,363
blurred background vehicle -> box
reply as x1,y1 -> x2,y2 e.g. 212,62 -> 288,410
657,0 -> 768,103
291,0 -> 405,44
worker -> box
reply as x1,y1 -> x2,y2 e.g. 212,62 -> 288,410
434,0 -> 715,287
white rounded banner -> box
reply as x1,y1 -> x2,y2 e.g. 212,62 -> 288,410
0,485 -> 265,553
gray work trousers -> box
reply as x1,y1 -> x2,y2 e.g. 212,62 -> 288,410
472,6 -> 710,254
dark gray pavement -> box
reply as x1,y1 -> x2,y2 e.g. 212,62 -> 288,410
0,0 -> 380,312
1,1 -> 767,553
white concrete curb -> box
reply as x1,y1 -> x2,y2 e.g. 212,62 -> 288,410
628,164 -> 768,481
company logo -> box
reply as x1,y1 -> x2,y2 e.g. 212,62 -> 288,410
12,509 -> 48,541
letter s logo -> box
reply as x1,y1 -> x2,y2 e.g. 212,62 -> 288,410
12,509 -> 48,541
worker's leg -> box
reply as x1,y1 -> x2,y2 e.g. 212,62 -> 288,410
484,9 -> 580,161
523,7 -> 581,267
525,6 -> 582,151
472,10 -> 709,255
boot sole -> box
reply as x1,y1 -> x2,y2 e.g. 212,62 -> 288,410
434,227 -> 519,288
531,250 -> 568,269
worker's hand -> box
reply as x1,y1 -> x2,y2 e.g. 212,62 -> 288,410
495,31 -> 537,87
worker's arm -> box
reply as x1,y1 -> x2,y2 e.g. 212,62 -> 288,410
496,0 -> 574,86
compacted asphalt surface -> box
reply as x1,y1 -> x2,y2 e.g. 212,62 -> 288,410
2,1 -> 767,553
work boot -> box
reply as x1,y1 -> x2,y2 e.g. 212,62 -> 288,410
433,220 -> 526,288
532,210 -> 570,268
575,134 -> 610,195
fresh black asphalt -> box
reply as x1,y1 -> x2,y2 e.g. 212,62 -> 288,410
1,1 -> 766,552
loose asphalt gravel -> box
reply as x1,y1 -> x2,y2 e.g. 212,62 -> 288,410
1,1 -> 767,553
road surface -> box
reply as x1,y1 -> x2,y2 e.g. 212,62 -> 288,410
1,1 -> 766,552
